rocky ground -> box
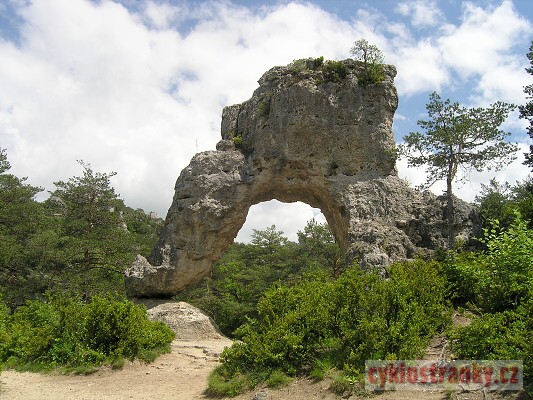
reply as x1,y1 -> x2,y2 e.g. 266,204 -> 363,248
0,302 -> 525,400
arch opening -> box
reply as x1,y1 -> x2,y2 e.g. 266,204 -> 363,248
235,200 -> 327,243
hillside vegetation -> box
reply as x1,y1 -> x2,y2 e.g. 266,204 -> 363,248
178,208 -> 532,396
0,149 -> 531,397
0,151 -> 172,372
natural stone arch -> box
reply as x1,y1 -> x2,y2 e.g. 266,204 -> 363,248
125,58 -> 476,298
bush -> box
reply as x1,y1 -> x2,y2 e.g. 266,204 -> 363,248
447,219 -> 533,394
321,60 -> 347,83
0,297 -> 11,369
450,298 -> 532,393
312,56 -> 324,68
207,366 -> 256,396
232,135 -> 243,149
445,217 -> 533,312
0,293 -> 175,371
209,259 -> 450,395
358,63 -> 385,85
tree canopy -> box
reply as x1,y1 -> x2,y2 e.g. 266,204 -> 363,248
0,153 -> 162,307
350,38 -> 385,84
400,92 -> 517,248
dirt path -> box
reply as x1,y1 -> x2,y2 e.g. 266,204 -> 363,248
0,338 -> 522,400
0,338 -> 231,400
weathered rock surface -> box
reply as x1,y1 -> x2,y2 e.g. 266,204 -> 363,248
142,300 -> 224,340
125,58 -> 477,297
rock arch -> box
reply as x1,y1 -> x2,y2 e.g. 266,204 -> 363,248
125,59 -> 476,298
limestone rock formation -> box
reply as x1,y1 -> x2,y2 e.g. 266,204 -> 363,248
143,301 -> 224,340
125,58 -> 476,298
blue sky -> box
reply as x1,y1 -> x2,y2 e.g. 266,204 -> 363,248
1,0 -> 532,242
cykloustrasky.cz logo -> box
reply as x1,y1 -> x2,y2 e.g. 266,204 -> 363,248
365,360 -> 523,391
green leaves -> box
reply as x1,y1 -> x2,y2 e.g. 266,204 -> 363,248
400,92 -> 517,249
350,38 -> 385,85
0,294 -> 175,371
178,223 -> 342,336
350,38 -> 384,66
211,260 -> 450,394
400,92 -> 517,189
446,216 -> 533,313
519,40 -> 533,170
0,152 -> 162,305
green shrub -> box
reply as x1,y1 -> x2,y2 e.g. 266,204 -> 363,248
358,63 -> 385,85
445,217 -> 533,312
233,135 -> 243,149
321,60 -> 347,83
329,370 -> 362,395
0,293 -> 175,371
266,369 -> 292,388
450,299 -> 532,393
0,297 -> 11,370
207,366 -> 256,397
209,259 -> 449,395
450,309 -> 528,360
336,260 -> 449,366
447,219 -> 533,394
312,56 -> 324,68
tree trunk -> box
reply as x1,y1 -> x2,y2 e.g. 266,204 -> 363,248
446,175 -> 455,250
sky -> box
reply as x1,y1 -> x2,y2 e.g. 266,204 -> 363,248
1,0 -> 532,242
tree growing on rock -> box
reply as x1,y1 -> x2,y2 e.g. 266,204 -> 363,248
400,92 -> 517,249
350,38 -> 385,85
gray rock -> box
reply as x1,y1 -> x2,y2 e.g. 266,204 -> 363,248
144,301 -> 224,340
253,391 -> 269,400
125,58 -> 477,298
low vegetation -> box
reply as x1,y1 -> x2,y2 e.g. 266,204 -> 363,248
202,208 -> 532,396
0,293 -> 175,373
207,260 -> 449,396
0,150 -> 170,373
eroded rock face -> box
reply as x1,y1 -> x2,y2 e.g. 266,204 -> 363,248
125,59 -> 476,298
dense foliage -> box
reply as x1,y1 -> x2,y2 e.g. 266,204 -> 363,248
445,216 -> 533,389
203,195 -> 533,396
0,152 -> 162,308
177,221 -> 341,336
208,260 -> 450,395
0,294 -> 175,373
475,177 -> 533,232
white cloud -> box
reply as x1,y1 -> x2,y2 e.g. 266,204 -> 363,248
0,0 -> 532,244
438,1 -> 529,76
436,0 -> 531,104
395,0 -> 444,28
236,200 -> 327,243
388,0 -> 531,101
143,1 -> 182,29
391,38 -> 450,95
0,0 -> 366,224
